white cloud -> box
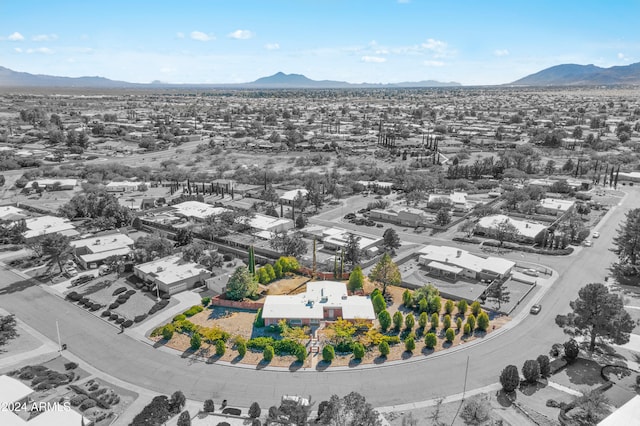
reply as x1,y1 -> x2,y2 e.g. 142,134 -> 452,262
494,49 -> 509,57
27,47 -> 54,54
423,60 -> 444,67
228,30 -> 254,40
265,43 -> 280,50
190,31 -> 214,41
32,34 -> 58,42
617,52 -> 631,61
421,38 -> 448,57
176,32 -> 185,39
14,47 -> 22,53
8,32 -> 24,41
362,56 -> 387,63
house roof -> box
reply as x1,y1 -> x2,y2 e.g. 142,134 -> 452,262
0,206 -> 27,221
70,233 -> 134,254
477,214 -> 546,239
0,375 -> 33,404
262,281 -> 376,321
539,198 -> 575,212
23,216 -> 77,240
244,213 -> 293,232
172,201 -> 229,220
419,245 -> 515,276
135,254 -> 211,286
598,395 -> 640,426
279,188 -> 308,202
428,261 -> 463,274
106,181 -> 140,188
25,179 -> 77,187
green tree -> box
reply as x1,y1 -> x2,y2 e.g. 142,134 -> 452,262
41,233 -> 73,273
435,207 -> 451,226
372,293 -> 386,315
263,345 -> 274,362
418,312 -> 428,329
611,208 -> 640,283
256,267 -> 270,285
190,333 -> 201,350
430,313 -> 439,330
203,399 -> 215,413
270,231 -> 308,258
456,317 -> 463,331
470,301 -> 482,317
352,342 -> 365,359
490,218 -> 519,246
444,299 -> 455,315
347,266 -> 364,293
463,323 -> 471,335
458,299 -> 468,317
556,283 -> 635,351
537,355 -> 551,377
443,314 -> 451,331
0,315 -> 18,346
405,313 -> 415,330
317,392 -> 382,426
402,289 -> 413,307
162,325 -> 174,341
572,389 -> 611,425
382,228 -> 401,255
264,263 -> 276,282
466,314 -> 476,331
425,332 -> 437,349
175,228 -> 193,246
564,339 -> 580,361
177,410 -> 191,426
429,296 -> 442,315
379,340 -> 390,357
460,396 -> 490,425
322,345 -> 335,362
295,345 -> 307,362
370,254 -> 402,296
404,335 -> 415,352
522,359 -> 540,383
236,339 -> 247,357
500,365 -> 520,392
445,328 -> 455,343
249,402 -> 261,419
378,310 -> 391,332
477,311 -> 490,331
226,266 -> 258,301
344,233 -> 362,265
393,311 -> 403,331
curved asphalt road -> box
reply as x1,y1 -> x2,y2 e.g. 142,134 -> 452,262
0,186 -> 634,408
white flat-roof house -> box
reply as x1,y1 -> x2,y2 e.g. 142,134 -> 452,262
262,281 -> 376,327
133,254 -> 211,295
475,214 -> 546,244
105,181 -> 142,192
418,244 -> 515,281
25,179 -> 77,191
70,232 -> 135,269
0,206 -> 27,221
23,216 -> 79,241
171,201 -> 229,222
537,198 -> 575,216
279,188 -> 308,205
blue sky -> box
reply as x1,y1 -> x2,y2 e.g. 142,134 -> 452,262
1,0 -> 639,85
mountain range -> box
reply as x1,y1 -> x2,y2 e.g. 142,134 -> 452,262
2,62 -> 640,88
510,62 -> 640,86
0,67 -> 460,89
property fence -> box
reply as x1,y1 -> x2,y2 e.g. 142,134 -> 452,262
210,294 -> 263,310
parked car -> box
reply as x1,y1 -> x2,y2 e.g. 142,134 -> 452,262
583,240 -> 593,247
530,304 -> 542,314
71,274 -> 94,286
592,231 -> 600,238
343,213 -> 356,220
523,268 -> 539,277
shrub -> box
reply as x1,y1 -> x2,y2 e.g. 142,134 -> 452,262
109,302 -> 119,310
404,336 -> 416,352
263,345 -> 274,362
215,340 -> 226,356
425,333 -> 437,349
352,343 -> 365,359
64,362 -> 78,370
460,397 -> 490,425
236,340 -> 247,357
537,355 -> 551,377
173,314 -> 187,322
445,328 -> 455,343
123,320 -> 133,328
109,314 -> 118,321
177,411 -> 191,426
126,289 -> 136,296
457,299 -> 468,316
112,287 -> 127,296
443,314 -> 451,330
456,317 -> 463,331
379,340 -> 390,357
470,301 -> 482,316
393,311 -> 403,331
402,289 -> 413,307
322,345 -> 335,362
249,402 -> 261,419
79,399 -> 97,411
254,308 -> 264,328
418,312 -> 428,329
372,293 -> 386,315
466,314 -> 476,331
184,305 -> 204,317
115,317 -> 125,324
190,333 -> 202,350
101,310 -> 111,317
444,299 -> 455,315
522,359 -> 541,383
430,313 -> 439,330
203,399 -> 215,413
70,394 -> 88,406
476,311 -> 490,331
90,304 -> 101,311
201,297 -> 211,307
378,310 -> 391,332
162,325 -> 174,340
294,345 -> 307,362
134,314 -> 147,323
405,313 -> 415,330
564,339 -> 579,361
500,365 -> 520,392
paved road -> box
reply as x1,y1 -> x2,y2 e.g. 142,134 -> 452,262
0,186 -> 634,409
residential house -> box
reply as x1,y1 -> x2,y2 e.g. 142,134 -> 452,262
474,214 -> 546,244
133,254 -> 212,295
70,232 -> 134,269
261,281 -> 376,327
418,245 -> 515,281
537,198 -> 575,216
105,181 -> 142,193
23,216 -> 79,241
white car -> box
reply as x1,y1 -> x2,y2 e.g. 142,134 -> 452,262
523,269 -> 539,277
584,240 -> 593,247
593,232 -> 600,238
